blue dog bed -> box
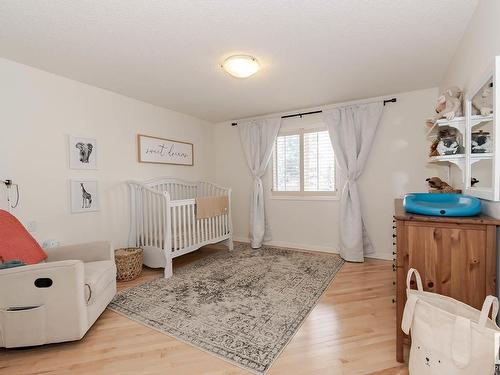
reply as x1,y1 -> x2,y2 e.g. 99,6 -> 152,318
403,193 -> 481,217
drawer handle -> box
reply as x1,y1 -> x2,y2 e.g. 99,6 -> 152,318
34,278 -> 53,288
427,281 -> 434,288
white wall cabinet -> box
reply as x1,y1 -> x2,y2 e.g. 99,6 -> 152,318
464,56 -> 500,201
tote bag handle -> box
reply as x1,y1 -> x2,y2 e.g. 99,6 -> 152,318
401,269 -> 423,335
479,295 -> 499,326
406,268 -> 423,291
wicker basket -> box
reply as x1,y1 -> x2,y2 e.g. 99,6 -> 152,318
114,247 -> 143,281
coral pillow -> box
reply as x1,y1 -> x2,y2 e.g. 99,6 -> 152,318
0,210 -> 47,264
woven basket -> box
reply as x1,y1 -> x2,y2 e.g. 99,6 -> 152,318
114,247 -> 143,281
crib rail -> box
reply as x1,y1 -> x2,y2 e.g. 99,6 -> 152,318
127,181 -> 170,251
197,181 -> 229,197
145,178 -> 197,200
169,198 -> 231,257
144,177 -> 229,199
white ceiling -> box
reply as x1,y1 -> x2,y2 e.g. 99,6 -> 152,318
0,1 -> 477,122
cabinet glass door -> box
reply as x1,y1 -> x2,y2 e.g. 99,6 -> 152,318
465,56 -> 499,201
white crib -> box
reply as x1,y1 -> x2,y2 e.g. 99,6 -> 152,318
127,177 -> 233,278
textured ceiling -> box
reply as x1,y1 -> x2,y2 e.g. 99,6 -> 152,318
0,1 -> 477,122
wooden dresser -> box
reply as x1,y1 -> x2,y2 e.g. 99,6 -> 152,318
393,199 -> 499,362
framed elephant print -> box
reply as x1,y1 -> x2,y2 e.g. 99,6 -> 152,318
70,179 -> 99,213
69,135 -> 97,169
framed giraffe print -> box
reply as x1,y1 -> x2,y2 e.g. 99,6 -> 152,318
70,179 -> 99,213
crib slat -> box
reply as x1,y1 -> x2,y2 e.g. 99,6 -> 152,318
141,189 -> 146,246
182,204 -> 187,250
187,203 -> 192,247
219,212 -> 223,237
157,194 -> 162,249
146,190 -> 150,246
172,205 -> 177,251
149,191 -> 153,246
197,210 -> 201,244
215,215 -> 219,238
152,193 -> 158,248
142,189 -> 147,246
219,214 -> 222,237
164,194 -> 171,253
203,217 -> 207,242
135,189 -> 140,246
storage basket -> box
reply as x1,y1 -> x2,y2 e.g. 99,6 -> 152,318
402,268 -> 500,374
114,247 -> 143,281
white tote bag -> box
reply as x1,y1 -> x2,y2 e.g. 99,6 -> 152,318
402,268 -> 500,375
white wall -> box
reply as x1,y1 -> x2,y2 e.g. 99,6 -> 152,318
439,0 -> 500,215
214,88 -> 439,259
0,58 -> 214,248
441,0 -> 500,93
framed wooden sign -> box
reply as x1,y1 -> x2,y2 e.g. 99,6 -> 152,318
137,134 -> 194,166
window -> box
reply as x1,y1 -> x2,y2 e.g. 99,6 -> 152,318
272,128 -> 336,196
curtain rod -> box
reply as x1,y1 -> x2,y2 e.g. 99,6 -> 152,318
231,97 -> 397,126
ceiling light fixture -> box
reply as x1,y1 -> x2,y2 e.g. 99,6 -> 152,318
221,55 -> 260,78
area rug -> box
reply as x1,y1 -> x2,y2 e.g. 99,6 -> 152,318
108,243 -> 344,374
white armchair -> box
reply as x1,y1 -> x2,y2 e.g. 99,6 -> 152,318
0,241 -> 116,348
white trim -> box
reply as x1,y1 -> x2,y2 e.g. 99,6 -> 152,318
270,195 -> 339,201
232,237 -> 393,260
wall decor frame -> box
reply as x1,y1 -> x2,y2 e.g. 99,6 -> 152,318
69,135 -> 98,170
137,134 -> 194,166
70,179 -> 99,213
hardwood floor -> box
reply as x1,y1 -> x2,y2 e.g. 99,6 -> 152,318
0,247 -> 409,375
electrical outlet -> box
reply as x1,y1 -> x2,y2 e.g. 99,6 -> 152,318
25,220 -> 37,233
42,240 -> 60,249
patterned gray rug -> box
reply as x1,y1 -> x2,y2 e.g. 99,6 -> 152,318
108,244 -> 344,374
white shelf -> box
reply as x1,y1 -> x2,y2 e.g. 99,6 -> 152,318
471,152 -> 493,158
471,114 -> 493,127
428,153 -> 494,176
426,117 -> 465,139
471,152 -> 493,165
428,154 -> 465,171
429,154 -> 464,162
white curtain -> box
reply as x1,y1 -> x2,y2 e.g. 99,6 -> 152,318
323,102 -> 383,262
238,118 -> 281,248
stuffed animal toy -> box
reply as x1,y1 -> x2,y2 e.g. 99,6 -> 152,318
426,177 -> 462,194
428,87 -> 463,123
429,138 -> 440,157
429,129 -> 458,157
436,136 -> 459,155
472,84 -> 493,116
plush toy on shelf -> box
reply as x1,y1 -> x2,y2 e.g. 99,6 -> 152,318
426,177 -> 462,194
427,86 -> 463,124
472,83 -> 493,116
429,128 -> 459,157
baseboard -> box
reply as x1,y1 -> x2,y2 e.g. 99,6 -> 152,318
232,236 -> 393,261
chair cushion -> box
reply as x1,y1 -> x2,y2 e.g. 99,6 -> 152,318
0,210 -> 47,264
84,261 -> 116,305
